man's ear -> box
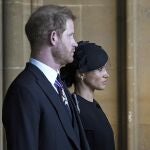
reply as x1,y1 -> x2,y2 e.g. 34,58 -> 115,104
49,31 -> 58,46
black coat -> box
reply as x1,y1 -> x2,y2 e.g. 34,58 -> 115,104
74,95 -> 115,150
2,63 -> 90,150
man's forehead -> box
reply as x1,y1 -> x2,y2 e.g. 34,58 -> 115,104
65,19 -> 74,31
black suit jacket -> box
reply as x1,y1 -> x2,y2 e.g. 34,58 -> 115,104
2,63 -> 90,150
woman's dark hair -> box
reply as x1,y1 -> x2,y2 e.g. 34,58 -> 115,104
60,41 -> 108,87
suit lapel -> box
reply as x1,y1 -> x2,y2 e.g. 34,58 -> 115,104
26,63 -> 80,150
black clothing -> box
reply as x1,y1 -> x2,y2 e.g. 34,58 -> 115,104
75,95 -> 115,150
74,41 -> 108,73
2,63 -> 90,150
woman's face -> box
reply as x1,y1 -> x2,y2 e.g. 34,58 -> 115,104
83,66 -> 110,91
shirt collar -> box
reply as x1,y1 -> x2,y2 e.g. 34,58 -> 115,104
29,58 -> 58,86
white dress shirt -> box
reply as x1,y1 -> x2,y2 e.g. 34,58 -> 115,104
29,58 -> 58,91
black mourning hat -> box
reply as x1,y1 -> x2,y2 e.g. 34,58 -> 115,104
74,41 -> 108,73
60,41 -> 109,87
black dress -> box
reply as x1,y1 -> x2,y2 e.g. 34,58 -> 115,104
74,95 -> 115,150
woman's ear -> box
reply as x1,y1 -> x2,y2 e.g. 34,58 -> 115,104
49,31 -> 58,46
79,73 -> 85,81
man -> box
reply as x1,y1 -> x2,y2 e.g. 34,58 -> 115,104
2,5 -> 90,150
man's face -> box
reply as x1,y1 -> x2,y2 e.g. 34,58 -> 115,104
53,19 -> 78,66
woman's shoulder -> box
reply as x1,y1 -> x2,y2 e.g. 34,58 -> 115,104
93,99 -> 102,109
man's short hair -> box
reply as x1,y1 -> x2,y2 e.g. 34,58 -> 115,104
25,5 -> 76,50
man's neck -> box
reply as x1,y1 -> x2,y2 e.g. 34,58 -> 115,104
31,47 -> 61,71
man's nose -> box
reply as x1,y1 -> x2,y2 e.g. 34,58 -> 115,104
73,38 -> 78,47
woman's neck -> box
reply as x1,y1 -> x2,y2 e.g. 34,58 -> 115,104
74,83 -> 94,102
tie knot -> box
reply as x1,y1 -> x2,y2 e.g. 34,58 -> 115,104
54,74 -> 63,89
56,74 -> 62,83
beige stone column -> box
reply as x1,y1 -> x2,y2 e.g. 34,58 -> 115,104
126,0 -> 139,149
0,0 -> 3,149
3,0 -> 28,92
3,0 -> 44,93
3,0 -> 43,90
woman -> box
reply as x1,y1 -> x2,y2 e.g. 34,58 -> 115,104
60,41 -> 115,150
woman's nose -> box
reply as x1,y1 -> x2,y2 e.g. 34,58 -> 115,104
104,70 -> 110,78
